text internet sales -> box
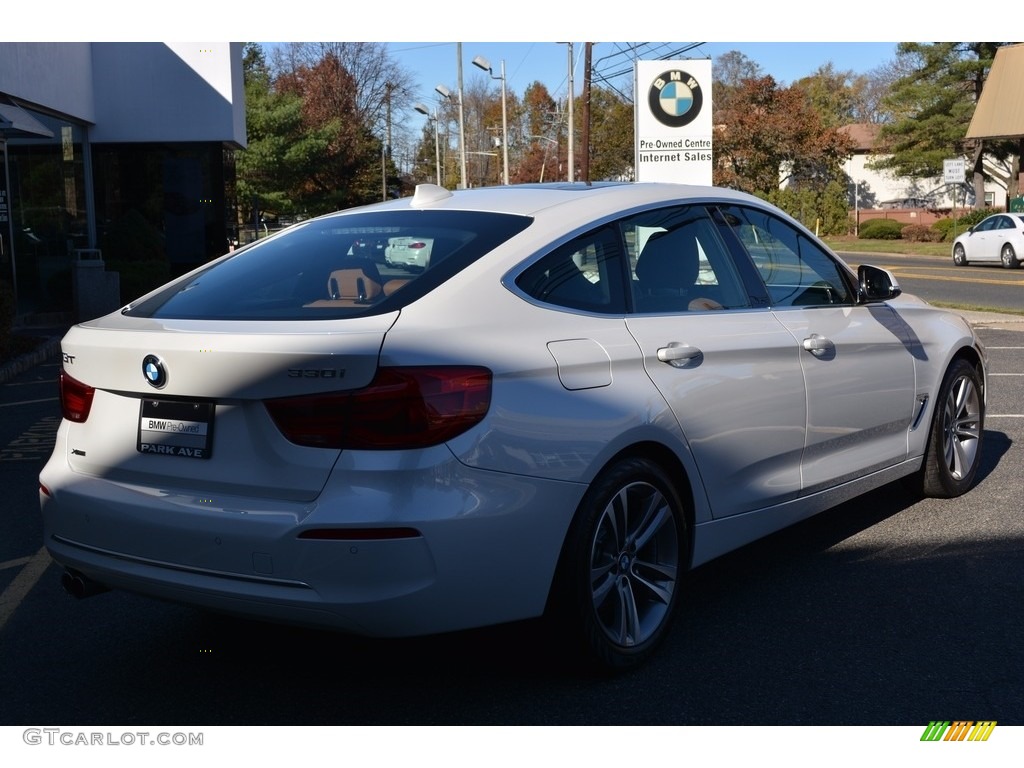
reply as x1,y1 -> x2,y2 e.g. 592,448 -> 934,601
640,151 -> 712,162
639,139 -> 711,162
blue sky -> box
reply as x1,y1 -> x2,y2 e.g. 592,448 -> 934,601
390,42 -> 901,109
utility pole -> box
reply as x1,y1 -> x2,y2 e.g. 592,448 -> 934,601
566,42 -> 574,183
457,43 -> 468,189
581,43 -> 592,183
383,81 -> 393,200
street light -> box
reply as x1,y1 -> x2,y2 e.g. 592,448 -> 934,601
414,102 -> 442,186
435,82 -> 467,189
472,54 -> 509,186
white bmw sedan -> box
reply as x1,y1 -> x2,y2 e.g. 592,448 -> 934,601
41,183 -> 987,669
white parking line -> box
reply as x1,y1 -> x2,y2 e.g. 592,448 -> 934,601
0,556 -> 31,571
0,546 -> 52,632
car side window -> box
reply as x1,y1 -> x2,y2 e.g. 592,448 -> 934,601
515,226 -> 627,313
718,205 -> 853,308
621,206 -> 752,313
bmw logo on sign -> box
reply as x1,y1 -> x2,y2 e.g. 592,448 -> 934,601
648,70 -> 704,128
142,355 -> 167,389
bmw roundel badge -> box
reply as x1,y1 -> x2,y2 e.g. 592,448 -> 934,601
648,69 -> 704,128
142,355 -> 167,389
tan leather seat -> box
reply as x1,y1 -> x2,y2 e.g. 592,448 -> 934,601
328,267 -> 382,301
304,258 -> 384,307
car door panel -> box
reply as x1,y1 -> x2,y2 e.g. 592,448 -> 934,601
627,310 -> 806,517
772,305 -> 917,492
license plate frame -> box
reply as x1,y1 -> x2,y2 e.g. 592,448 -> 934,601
137,398 -> 215,460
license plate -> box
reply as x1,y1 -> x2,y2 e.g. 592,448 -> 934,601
137,399 -> 215,459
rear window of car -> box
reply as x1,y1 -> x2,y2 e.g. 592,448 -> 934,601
125,210 -> 532,320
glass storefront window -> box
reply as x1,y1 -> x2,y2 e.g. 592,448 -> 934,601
2,108 -> 87,316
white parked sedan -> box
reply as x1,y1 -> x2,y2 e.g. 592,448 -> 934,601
384,235 -> 433,271
952,212 -> 1024,268
41,183 -> 987,670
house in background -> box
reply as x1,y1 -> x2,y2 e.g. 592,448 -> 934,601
840,122 -> 1009,233
0,43 -> 246,323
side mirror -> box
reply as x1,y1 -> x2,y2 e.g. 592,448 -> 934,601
858,264 -> 902,304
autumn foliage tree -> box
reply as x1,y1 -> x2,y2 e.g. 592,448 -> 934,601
275,52 -> 386,212
511,82 -> 560,183
713,75 -> 853,233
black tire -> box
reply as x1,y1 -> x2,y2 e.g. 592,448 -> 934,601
1000,243 -> 1019,269
919,359 -> 984,498
552,457 -> 688,671
952,243 -> 968,266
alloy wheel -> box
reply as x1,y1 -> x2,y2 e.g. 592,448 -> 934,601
589,480 -> 680,649
941,372 -> 982,481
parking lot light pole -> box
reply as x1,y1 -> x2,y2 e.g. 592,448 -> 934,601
472,54 -> 509,186
414,103 -> 442,186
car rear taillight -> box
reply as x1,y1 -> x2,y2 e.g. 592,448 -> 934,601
59,370 -> 95,423
264,366 -> 491,449
410,241 -> 427,249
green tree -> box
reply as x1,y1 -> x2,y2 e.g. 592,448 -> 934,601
766,179 -> 851,236
871,42 -> 1012,208
793,63 -> 867,128
586,86 -> 633,181
236,43 -> 307,227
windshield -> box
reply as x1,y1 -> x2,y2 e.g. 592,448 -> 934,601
125,210 -> 533,320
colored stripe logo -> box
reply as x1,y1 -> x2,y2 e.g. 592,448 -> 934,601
921,721 -> 997,741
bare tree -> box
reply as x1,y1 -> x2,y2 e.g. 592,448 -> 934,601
270,42 -> 417,140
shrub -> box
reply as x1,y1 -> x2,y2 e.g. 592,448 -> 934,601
901,224 -> 943,243
958,207 -> 1000,229
932,209 -> 1004,241
858,218 -> 904,240
932,218 -> 957,241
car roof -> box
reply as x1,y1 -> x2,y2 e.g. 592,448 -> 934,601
332,182 -> 772,221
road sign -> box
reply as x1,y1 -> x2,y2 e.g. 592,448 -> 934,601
944,158 -> 966,184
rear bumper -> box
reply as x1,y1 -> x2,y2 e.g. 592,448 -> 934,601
40,444 -> 584,637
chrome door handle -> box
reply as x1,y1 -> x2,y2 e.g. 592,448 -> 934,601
657,343 -> 703,367
802,334 -> 835,357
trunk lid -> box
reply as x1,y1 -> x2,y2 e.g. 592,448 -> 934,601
58,313 -> 398,501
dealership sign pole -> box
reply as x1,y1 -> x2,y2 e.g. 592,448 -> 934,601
634,60 -> 713,184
